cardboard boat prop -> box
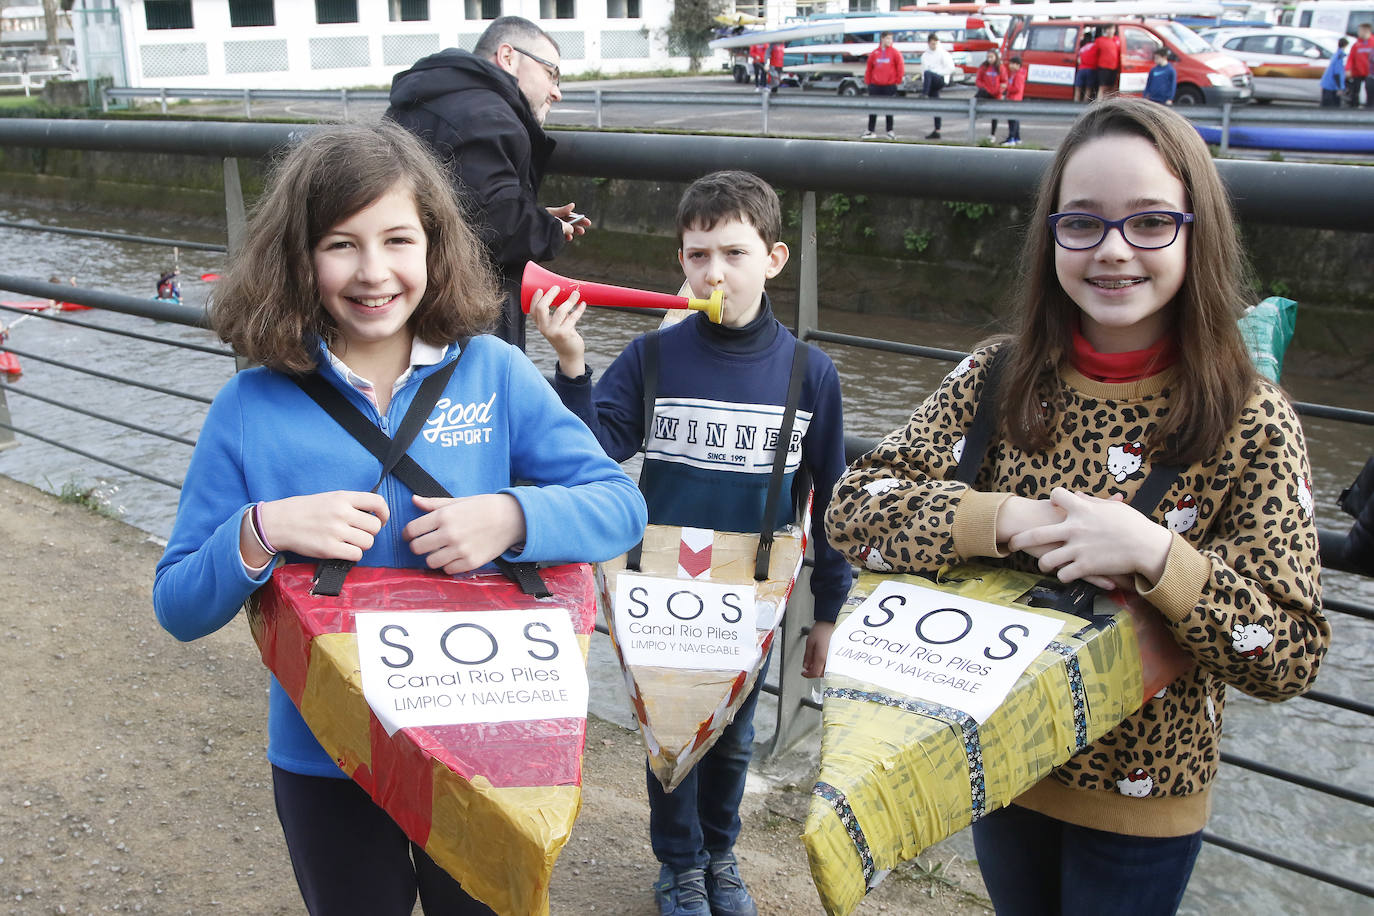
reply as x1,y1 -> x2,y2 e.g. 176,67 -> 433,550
803,564 -> 1193,916
597,524 -> 805,791
249,562 -> 598,916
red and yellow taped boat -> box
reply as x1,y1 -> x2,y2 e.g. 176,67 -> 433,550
249,562 -> 597,916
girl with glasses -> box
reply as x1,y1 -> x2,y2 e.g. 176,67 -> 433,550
825,97 -> 1329,915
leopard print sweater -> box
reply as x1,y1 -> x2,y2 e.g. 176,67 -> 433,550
824,345 -> 1330,837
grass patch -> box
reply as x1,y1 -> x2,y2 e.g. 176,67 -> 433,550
50,477 -> 124,520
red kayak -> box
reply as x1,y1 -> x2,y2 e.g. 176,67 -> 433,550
0,350 -> 21,377
0,300 -> 49,312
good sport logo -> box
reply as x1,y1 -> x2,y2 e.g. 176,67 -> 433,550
422,393 -> 497,447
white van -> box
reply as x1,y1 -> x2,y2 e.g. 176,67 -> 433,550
1282,1 -> 1374,36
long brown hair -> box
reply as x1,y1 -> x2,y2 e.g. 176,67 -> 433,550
212,121 -> 500,372
998,96 -> 1257,465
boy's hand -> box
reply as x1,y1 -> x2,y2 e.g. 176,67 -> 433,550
405,493 -> 527,575
547,202 -> 591,240
249,491 -> 388,565
529,284 -> 588,378
802,620 -> 835,678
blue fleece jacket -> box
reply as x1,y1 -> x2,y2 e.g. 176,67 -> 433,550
153,335 -> 646,778
1143,62 -> 1176,103
553,300 -> 852,622
1322,48 -> 1347,91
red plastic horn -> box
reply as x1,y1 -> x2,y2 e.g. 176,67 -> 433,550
520,261 -> 723,324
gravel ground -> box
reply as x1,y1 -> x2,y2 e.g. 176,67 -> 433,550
0,475 -> 991,915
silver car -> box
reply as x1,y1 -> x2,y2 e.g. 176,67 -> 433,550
1200,26 -> 1347,103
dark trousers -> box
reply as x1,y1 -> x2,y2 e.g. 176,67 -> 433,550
1097,66 -> 1120,93
923,70 -> 947,129
1350,75 -> 1374,107
1007,117 -> 1021,140
647,654 -> 771,871
972,803 -> 1202,916
1322,88 -> 1342,107
272,765 -> 496,916
975,87 -> 998,135
753,62 -> 766,87
867,83 -> 897,131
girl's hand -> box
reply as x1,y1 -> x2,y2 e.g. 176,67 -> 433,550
405,494 -> 528,574
529,285 -> 588,378
1008,487 -> 1172,589
802,620 -> 835,678
252,491 -> 389,563
995,495 -> 1066,552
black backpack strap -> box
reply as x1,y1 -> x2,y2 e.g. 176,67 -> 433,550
625,331 -> 661,573
291,343 -> 549,599
954,351 -> 1005,487
755,338 -> 811,581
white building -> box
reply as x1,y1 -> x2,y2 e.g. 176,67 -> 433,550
71,0 -> 680,90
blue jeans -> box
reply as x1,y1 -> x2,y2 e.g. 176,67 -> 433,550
972,803 -> 1202,916
648,653 -> 771,871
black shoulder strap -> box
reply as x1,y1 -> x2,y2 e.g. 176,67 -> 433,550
755,338 -> 811,581
291,344 -> 550,598
954,351 -> 1005,487
625,331 -> 661,572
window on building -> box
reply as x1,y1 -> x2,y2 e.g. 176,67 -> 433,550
541,0 -> 575,17
465,0 -> 502,19
229,0 -> 275,27
848,0 -> 877,11
389,0 -> 430,20
145,0 -> 193,30
316,0 -> 360,24
606,0 -> 640,17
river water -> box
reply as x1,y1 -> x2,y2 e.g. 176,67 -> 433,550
0,204 -> 1369,914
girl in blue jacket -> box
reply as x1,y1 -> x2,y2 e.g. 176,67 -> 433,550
153,121 -> 646,915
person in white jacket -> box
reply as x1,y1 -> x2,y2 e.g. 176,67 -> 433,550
921,33 -> 956,140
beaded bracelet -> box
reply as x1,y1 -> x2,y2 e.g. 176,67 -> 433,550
250,501 -> 278,556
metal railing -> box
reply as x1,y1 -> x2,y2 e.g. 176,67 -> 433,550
0,118 -> 1370,902
100,84 -> 1374,153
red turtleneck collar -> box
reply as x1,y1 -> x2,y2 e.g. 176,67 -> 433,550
1069,324 -> 1178,383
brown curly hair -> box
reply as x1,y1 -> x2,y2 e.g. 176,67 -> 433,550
212,120 -> 500,372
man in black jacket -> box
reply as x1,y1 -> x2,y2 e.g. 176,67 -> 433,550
386,16 -> 588,349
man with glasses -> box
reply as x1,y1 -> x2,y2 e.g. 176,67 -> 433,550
387,16 -> 589,349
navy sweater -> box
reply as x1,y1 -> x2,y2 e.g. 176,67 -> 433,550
554,300 -> 852,622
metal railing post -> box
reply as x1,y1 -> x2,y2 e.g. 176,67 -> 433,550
762,86 -> 770,136
968,95 -> 978,144
101,87 -> 108,113
222,156 -> 251,372
341,88 -> 349,121
595,88 -> 603,129
797,190 -> 818,336
243,88 -> 251,119
1221,101 -> 1232,155
0,383 -> 16,452
159,87 -> 167,114
765,189 -> 822,759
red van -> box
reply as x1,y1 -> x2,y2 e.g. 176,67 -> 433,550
1001,17 -> 1252,104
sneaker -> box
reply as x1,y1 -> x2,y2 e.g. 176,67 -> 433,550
860,130 -> 876,139
885,130 -> 896,140
1001,137 -> 1020,146
926,130 -> 941,139
706,853 -> 758,916
653,864 -> 710,916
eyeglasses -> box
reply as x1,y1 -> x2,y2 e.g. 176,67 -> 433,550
512,46 -> 560,85
1047,210 -> 1195,250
